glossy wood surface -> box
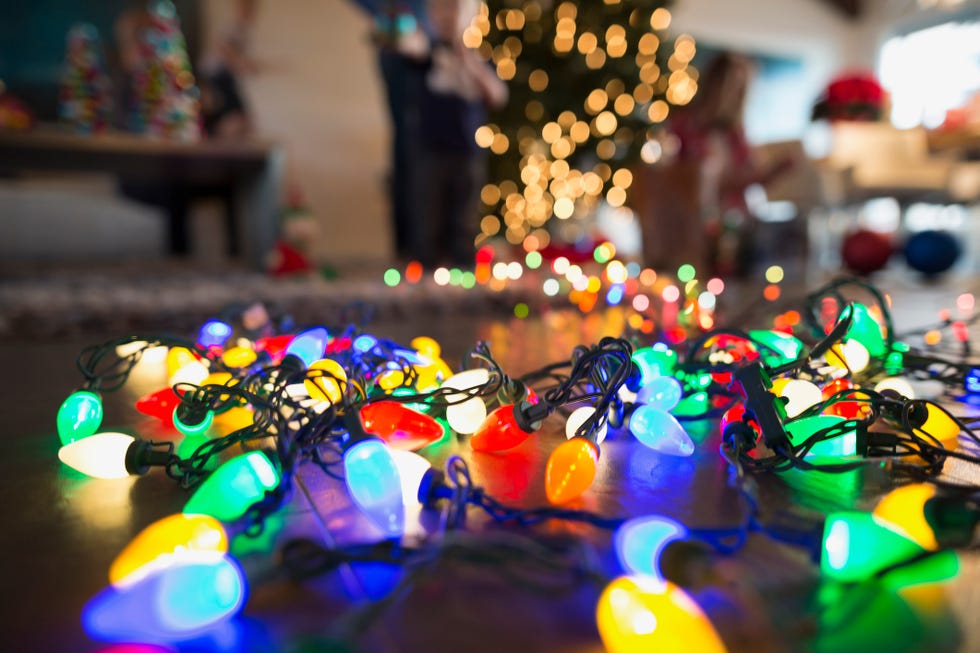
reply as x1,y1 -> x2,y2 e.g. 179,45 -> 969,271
3,290 -> 979,653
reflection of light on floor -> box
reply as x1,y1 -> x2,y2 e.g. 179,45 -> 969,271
61,475 -> 137,531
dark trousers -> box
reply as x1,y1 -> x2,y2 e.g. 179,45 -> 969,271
378,51 -> 422,259
412,150 -> 483,267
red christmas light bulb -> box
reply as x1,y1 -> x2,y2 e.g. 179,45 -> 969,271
254,334 -> 295,364
359,401 -> 443,451
822,378 -> 867,419
135,387 -> 181,424
719,403 -> 761,440
470,404 -> 534,452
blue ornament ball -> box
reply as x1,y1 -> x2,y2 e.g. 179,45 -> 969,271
904,230 -> 960,276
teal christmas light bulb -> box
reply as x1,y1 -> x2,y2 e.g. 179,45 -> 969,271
822,511 -> 927,582
57,390 -> 103,445
183,451 -> 280,522
344,439 -> 405,537
748,330 -> 804,367
628,405 -> 695,456
636,376 -> 682,411
615,515 -> 688,581
632,344 -> 677,383
83,554 -> 246,642
284,327 -> 329,368
173,407 -> 214,437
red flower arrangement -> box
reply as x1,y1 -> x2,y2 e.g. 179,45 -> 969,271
812,72 -> 886,122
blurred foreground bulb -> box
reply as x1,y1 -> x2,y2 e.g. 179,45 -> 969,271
110,514 -> 229,586
628,406 -> 694,456
636,376 -> 682,411
441,369 -> 490,434
873,484 -> 938,550
596,576 -> 727,653
84,555 -> 246,643
57,390 -> 103,445
284,327 -> 329,368
59,432 -> 138,479
565,406 -> 607,444
389,449 -> 432,506
344,439 -> 404,537
183,452 -> 280,522
821,511 -> 928,582
614,516 -> 688,582
545,437 -> 598,504
359,401 -> 443,450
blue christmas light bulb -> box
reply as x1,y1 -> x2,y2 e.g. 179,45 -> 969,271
197,319 -> 233,348
636,376 -> 683,411
614,515 -> 689,582
628,405 -> 695,456
83,554 -> 246,642
283,327 -> 329,368
344,439 -> 405,537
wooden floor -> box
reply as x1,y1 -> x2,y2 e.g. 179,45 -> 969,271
3,268 -> 980,653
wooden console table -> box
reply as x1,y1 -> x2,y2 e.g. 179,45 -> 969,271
0,128 -> 284,268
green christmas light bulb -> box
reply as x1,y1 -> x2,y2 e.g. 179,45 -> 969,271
632,345 -> 677,383
748,330 -> 804,368
822,511 -> 927,582
183,451 -> 280,522
672,391 -> 709,418
57,390 -> 103,445
842,303 -> 887,358
786,414 -> 856,463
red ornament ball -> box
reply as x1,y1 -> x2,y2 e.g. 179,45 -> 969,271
841,229 -> 892,275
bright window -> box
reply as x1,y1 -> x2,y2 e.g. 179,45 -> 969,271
878,20 -> 980,129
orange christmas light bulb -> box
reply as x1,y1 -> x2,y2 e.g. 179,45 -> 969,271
545,437 -> 599,504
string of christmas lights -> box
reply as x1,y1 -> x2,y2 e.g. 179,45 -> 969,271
52,276 -> 980,650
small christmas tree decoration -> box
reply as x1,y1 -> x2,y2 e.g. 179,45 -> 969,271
59,23 -> 112,134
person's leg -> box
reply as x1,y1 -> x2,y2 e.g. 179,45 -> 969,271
440,153 -> 481,267
410,151 -> 439,267
378,52 -> 417,259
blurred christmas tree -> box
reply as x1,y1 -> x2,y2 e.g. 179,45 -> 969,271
130,0 -> 202,142
59,23 -> 112,134
468,1 -> 696,251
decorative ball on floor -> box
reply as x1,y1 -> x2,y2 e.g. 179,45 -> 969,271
904,230 -> 960,276
841,229 -> 892,275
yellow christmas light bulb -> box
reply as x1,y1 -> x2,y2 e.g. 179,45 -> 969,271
597,576 -> 727,653
305,359 -> 347,404
917,403 -> 960,451
212,406 -> 255,435
221,346 -> 257,368
873,484 -> 938,551
378,369 -> 406,392
545,437 -> 599,504
109,514 -> 229,586
166,347 -> 199,378
411,336 -> 441,359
